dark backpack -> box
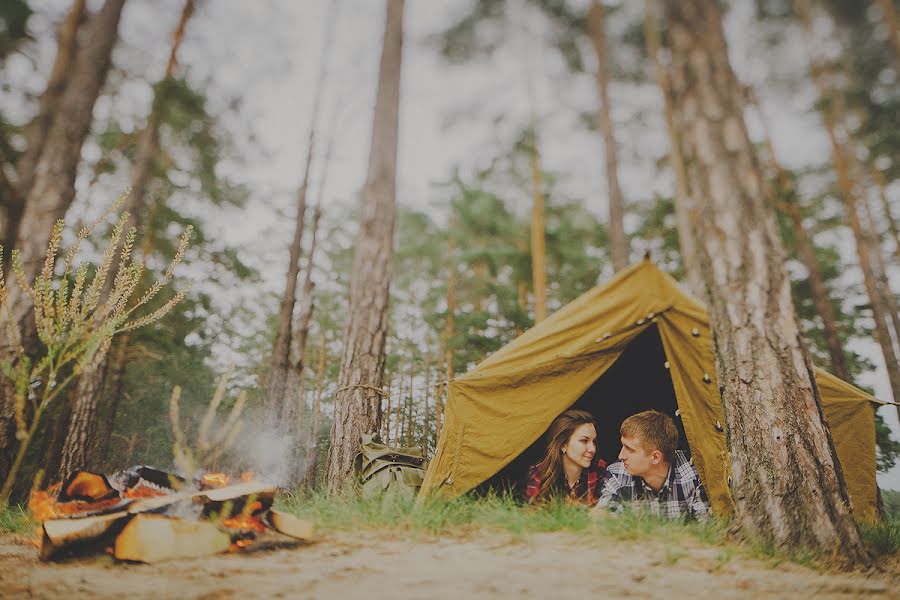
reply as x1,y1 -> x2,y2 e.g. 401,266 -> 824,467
355,433 -> 428,498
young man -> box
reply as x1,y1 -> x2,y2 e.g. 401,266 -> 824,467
594,410 -> 709,519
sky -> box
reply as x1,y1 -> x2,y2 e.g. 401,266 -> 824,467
12,0 -> 900,488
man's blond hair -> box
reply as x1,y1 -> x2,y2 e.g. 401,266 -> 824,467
620,410 -> 679,462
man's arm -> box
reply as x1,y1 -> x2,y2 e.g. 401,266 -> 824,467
687,479 -> 710,519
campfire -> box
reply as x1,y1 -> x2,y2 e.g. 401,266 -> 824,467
29,466 -> 314,563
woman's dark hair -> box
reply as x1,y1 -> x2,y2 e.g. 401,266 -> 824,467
534,409 -> 597,499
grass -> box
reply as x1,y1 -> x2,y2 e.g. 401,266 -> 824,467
0,504 -> 37,536
858,518 -> 900,558
276,489 -> 898,570
276,488 -> 725,546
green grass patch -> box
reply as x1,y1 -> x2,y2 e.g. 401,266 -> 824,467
0,504 -> 37,535
276,488 -> 725,547
858,518 -> 900,557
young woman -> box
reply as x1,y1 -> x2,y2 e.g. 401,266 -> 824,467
524,409 -> 606,505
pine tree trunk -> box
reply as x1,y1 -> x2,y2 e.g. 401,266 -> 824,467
393,376 -> 401,447
588,0 -> 628,272
876,0 -> 900,61
744,87 -> 850,380
423,357 -> 430,450
870,166 -> 900,262
325,0 -> 404,488
529,130 -> 548,323
90,332 -> 130,470
3,0 -> 87,260
664,0 -> 866,562
796,0 -> 900,413
58,0 -> 194,479
301,336 -> 327,488
406,367 -> 414,447
0,0 -> 126,480
266,1 -> 336,425
643,0 -> 703,296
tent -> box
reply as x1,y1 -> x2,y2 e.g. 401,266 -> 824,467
420,260 -> 882,519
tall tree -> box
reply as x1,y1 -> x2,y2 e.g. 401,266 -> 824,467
2,0 -> 87,261
265,0 -> 338,429
643,0 -> 703,295
57,0 -> 195,478
663,0 -> 866,561
0,0 -> 126,479
587,0 -> 629,272
744,87 -> 850,380
325,0 -> 405,488
528,128 -> 548,323
795,0 -> 900,414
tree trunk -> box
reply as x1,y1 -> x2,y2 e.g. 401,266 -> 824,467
266,0 -> 337,425
876,0 -> 900,61
423,357 -> 430,450
393,375 -> 401,447
406,366 -> 414,447
301,335 -> 327,488
528,129 -> 548,323
870,166 -> 900,262
58,0 -> 194,480
588,0 -> 628,272
325,0 -> 404,489
796,0 -> 900,414
90,332 -> 130,470
643,0 -> 703,296
664,0 -> 866,562
744,87 -> 850,380
3,0 -> 87,262
0,0 -> 126,480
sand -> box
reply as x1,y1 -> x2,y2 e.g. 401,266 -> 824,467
0,530 -> 896,599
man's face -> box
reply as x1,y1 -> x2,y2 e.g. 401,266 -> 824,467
618,435 -> 660,478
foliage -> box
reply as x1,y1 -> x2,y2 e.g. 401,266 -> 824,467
857,518 -> 900,558
0,503 -> 34,535
0,197 -> 191,506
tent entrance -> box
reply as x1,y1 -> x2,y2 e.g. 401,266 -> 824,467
475,324 -> 688,495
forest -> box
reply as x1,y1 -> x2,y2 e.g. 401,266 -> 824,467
0,0 -> 899,587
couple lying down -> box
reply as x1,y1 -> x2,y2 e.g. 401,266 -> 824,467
525,409 -> 709,519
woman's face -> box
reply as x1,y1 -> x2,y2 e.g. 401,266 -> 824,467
562,423 -> 597,469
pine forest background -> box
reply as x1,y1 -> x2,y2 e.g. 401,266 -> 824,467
0,0 -> 898,503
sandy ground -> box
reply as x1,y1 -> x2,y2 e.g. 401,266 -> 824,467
0,530 -> 897,599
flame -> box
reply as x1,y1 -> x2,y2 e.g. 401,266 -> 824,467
28,484 -> 62,521
228,538 -> 256,552
123,482 -> 169,499
222,513 -> 266,533
240,471 -> 255,482
201,472 -> 230,487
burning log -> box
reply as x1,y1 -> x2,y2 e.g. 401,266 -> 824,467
40,511 -> 130,560
264,510 -> 315,541
30,466 -> 311,563
114,514 -> 230,563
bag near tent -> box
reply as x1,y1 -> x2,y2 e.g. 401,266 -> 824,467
355,434 -> 428,498
421,260 -> 886,520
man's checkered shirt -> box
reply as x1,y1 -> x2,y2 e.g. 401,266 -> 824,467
598,450 -> 709,519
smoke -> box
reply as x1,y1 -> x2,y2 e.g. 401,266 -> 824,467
237,416 -> 309,487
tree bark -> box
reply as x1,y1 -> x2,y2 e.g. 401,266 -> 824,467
301,335 -> 327,488
406,366 -> 414,447
3,0 -> 87,262
588,0 -> 628,272
744,87 -> 850,380
0,0 -> 126,480
58,0 -> 194,479
643,0 -> 703,296
325,0 -> 404,488
664,0 -> 866,562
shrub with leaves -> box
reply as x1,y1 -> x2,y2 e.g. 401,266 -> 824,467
0,194 -> 191,506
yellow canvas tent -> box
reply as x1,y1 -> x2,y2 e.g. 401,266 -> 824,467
421,260 -> 881,519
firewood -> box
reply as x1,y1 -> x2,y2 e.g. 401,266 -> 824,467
114,514 -> 230,563
201,481 -> 276,502
40,511 -> 130,561
264,510 -> 315,541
